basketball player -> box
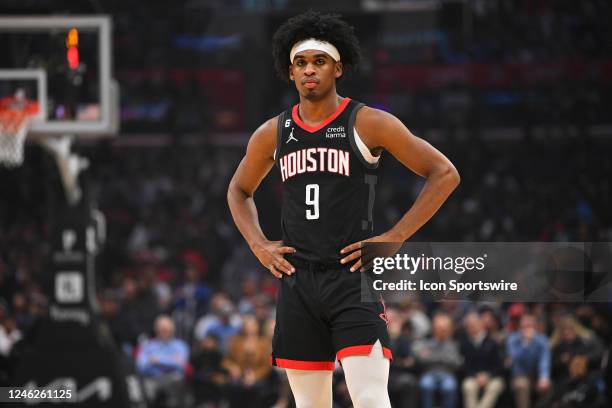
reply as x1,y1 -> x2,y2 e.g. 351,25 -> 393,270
227,11 -> 460,408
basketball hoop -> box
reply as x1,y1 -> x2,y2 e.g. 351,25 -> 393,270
0,92 -> 86,205
0,94 -> 39,167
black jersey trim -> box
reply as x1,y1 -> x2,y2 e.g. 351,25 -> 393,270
274,111 -> 286,166
348,103 -> 380,170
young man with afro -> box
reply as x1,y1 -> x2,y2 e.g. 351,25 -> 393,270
228,11 -> 460,408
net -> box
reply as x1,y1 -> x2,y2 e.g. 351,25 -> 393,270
0,94 -> 39,167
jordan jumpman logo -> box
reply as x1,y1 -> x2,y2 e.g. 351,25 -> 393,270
286,127 -> 298,143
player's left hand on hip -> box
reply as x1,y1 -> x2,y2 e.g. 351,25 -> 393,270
339,240 -> 364,272
340,233 -> 404,272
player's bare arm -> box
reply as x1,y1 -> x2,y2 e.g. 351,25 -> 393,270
340,106 -> 460,271
227,117 -> 296,278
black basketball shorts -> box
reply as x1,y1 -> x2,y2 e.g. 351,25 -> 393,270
271,257 -> 392,371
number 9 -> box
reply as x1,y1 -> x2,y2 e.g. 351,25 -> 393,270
305,184 -> 319,220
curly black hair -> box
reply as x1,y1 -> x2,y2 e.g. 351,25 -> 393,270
272,11 -> 361,82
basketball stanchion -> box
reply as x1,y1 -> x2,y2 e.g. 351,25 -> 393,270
39,134 -> 89,206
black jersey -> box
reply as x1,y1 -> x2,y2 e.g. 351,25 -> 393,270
274,97 -> 380,263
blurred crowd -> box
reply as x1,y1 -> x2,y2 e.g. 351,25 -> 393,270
7,0 -> 610,133
110,0 -> 612,132
382,301 -> 611,408
1,131 -> 611,407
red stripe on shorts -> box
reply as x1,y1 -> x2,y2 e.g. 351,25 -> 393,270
336,344 -> 393,360
273,358 -> 335,371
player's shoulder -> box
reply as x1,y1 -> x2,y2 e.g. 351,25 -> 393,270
355,105 -> 400,126
253,115 -> 280,138
354,105 -> 404,138
250,114 -> 282,142
246,114 -> 281,157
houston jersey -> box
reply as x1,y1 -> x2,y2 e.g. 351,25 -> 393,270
274,97 -> 380,263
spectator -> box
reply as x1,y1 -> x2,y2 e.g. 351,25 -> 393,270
506,314 -> 551,408
98,291 -> 125,351
137,315 -> 188,408
479,306 -> 505,346
222,314 -> 273,408
536,354 -> 604,408
0,317 -> 21,357
251,294 -> 274,330
399,300 -> 431,340
414,313 -> 462,408
550,315 -> 603,381
193,293 -> 241,346
236,275 -> 259,314
506,303 -> 526,333
388,308 -> 418,408
460,312 -> 505,408
191,333 -> 228,406
12,293 -> 32,333
201,301 -> 241,353
171,258 -> 211,341
115,278 -> 159,351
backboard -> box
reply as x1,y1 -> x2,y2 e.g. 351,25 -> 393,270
0,15 -> 119,137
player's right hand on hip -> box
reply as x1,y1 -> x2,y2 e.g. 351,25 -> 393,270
252,240 -> 296,278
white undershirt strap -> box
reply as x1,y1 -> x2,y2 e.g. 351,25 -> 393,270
354,127 -> 380,165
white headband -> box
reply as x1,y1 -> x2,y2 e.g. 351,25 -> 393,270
289,38 -> 341,63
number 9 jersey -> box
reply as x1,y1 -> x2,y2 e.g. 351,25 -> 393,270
275,98 -> 380,263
